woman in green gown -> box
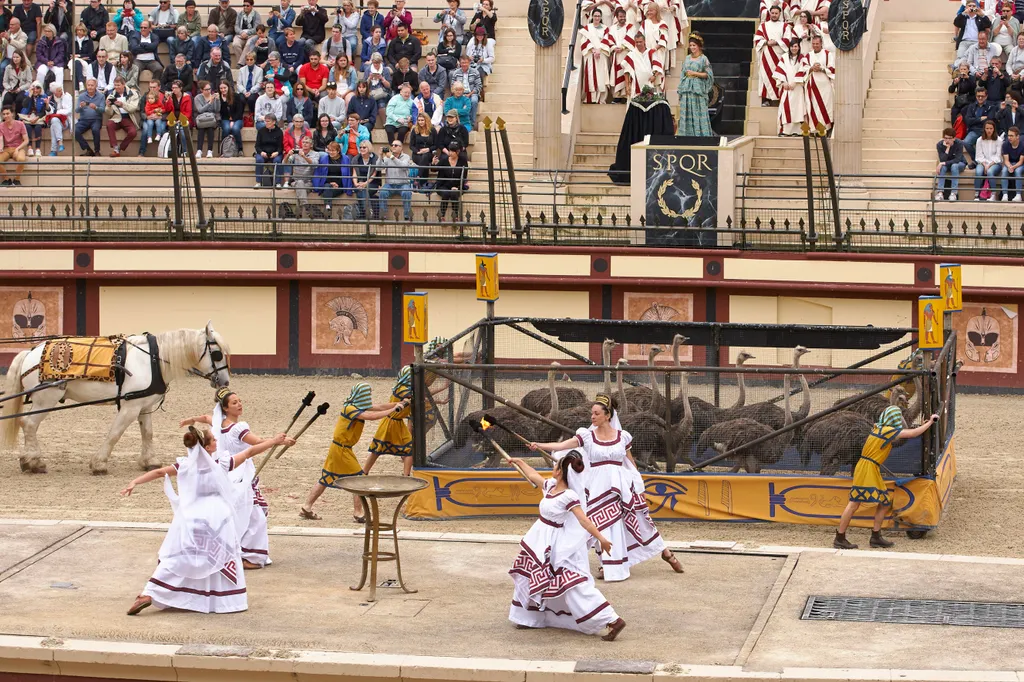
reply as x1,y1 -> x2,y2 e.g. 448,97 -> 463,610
676,33 -> 715,136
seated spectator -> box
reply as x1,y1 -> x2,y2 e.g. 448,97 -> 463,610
72,23 -> 95,90
333,1 -> 359,60
436,27 -> 461,71
999,91 -> 1023,131
320,140 -> 345,213
1003,124 -> 1024,199
384,82 -> 413,143
468,0 -> 497,41
298,50 -> 330,101
444,79 -> 473,131
267,0 -> 295,50
99,21 -> 129,64
974,118 -> 1006,199
412,80 -> 443,128
14,0 -> 42,48
0,106 -> 28,184
364,52 -> 393,104
218,80 -> 244,151
312,112 -> 335,150
149,0 -> 180,42
113,0 -> 144,36
958,29 -> 1001,74
419,52 -> 449,97
3,51 -> 33,112
321,24 -> 347,68
448,54 -> 481,122
935,126 -> 967,201
105,76 -> 139,156
955,1 -> 992,61
236,50 -> 264,111
254,79 -> 285,128
318,80 -> 345,126
435,107 -> 467,154
139,79 -> 166,155
433,0 -> 466,44
359,0 -> 383,43
168,25 -> 195,64
963,87 -> 999,155
231,0 -> 260,66
336,110 -> 367,156
1,18 -> 29,74
361,24 -> 387,64
34,24 -> 66,91
465,27 -> 494,78
285,134 -> 319,211
949,62 -> 977,124
265,50 -> 295,95
45,82 -> 71,155
19,80 -> 46,155
378,139 -> 412,219
162,51 -> 194,92
347,80 -> 378,129
193,79 -> 220,156
241,24 -> 272,67
278,27 -> 306,71
288,80 -> 315,123
208,0 -> 237,46
432,142 -> 466,221
116,51 -> 140,91
385,23 -> 420,69
351,138 -> 381,218
129,20 -> 163,81
295,0 -> 328,52
993,2 -> 1019,56
193,24 -> 224,65
162,77 -> 192,123
254,110 -> 283,187
383,0 -> 411,40
391,56 -> 419,92
87,48 -> 116,94
81,0 -> 109,41
172,0 -> 202,48
409,111 -> 435,185
198,46 -> 232,90
332,55 -> 356,103
74,77 -> 105,155
282,110 -> 310,156
980,55 -> 1010,100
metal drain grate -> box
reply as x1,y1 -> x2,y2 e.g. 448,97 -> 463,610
802,596 -> 1024,629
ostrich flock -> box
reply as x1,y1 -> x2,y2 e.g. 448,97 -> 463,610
451,336 -> 925,475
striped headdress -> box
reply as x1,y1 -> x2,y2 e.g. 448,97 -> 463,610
345,382 -> 373,412
425,336 -> 449,357
395,365 -> 413,398
876,406 -> 903,431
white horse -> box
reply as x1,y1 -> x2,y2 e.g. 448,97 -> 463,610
2,323 -> 231,475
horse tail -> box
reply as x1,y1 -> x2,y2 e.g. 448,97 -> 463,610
1,350 -> 28,448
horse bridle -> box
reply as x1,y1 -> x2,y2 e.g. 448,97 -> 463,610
190,333 -> 230,382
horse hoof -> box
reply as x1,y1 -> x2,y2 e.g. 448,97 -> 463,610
31,464 -> 47,474
19,458 -> 30,472
142,463 -> 161,472
91,467 -> 109,476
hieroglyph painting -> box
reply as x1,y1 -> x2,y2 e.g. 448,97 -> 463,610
953,303 -> 1018,373
0,287 -> 62,348
311,287 -> 381,355
623,292 -> 694,361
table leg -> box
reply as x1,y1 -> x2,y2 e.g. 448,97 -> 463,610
368,496 -> 381,602
392,494 -> 418,595
350,494 -> 371,593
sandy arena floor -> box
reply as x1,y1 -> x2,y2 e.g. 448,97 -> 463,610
0,374 -> 1019,557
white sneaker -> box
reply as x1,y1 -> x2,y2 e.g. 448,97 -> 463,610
149,137 -> 154,143
975,195 -> 981,201
950,192 -> 958,201
1003,194 -> 1011,201
934,191 -> 943,201
206,150 -> 213,158
988,194 -> 996,201
282,180 -> 291,188
253,183 -> 262,189
1014,195 -> 1022,202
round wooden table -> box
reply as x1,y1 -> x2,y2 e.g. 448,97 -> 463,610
334,475 -> 428,602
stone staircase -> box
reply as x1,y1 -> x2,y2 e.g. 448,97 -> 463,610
474,20 -> 535,170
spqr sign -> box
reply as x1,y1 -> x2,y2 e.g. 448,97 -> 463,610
828,0 -> 866,52
527,0 -> 564,47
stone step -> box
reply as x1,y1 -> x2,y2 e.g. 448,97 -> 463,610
575,143 -> 618,155
572,153 -> 615,165
862,148 -> 937,161
871,66 -> 953,75
862,117 -> 946,129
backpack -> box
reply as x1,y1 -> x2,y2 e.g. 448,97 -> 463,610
157,131 -> 186,159
953,114 -> 966,140
220,134 -> 238,158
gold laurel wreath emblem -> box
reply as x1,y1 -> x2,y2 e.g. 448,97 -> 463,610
657,178 -> 702,219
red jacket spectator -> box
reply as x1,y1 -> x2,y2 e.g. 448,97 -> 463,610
163,91 -> 193,122
283,123 -> 311,153
382,3 -> 412,40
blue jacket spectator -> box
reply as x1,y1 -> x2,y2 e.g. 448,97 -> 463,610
359,3 -> 383,40
113,4 -> 146,36
346,82 -> 379,129
278,33 -> 307,70
336,117 -> 369,153
361,27 -> 387,63
962,88 -> 999,156
194,32 -> 225,65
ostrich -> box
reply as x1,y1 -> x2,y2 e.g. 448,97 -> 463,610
453,405 -> 541,461
616,345 -> 667,415
835,382 -> 910,424
520,361 -> 586,416
713,346 -> 811,431
798,410 -> 874,475
671,345 -> 754,426
615,358 -> 673,470
663,335 -> 696,466
696,370 -> 795,473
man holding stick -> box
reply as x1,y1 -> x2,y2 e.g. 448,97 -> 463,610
364,366 -> 415,477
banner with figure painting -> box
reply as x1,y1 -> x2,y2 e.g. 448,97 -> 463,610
311,287 -> 381,355
622,292 -> 694,361
0,288 -> 63,348
645,147 -> 718,246
952,303 -> 1018,374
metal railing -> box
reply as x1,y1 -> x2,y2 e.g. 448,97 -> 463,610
561,0 -> 583,115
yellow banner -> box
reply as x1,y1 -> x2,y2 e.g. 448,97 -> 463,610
476,253 -> 498,301
407,438 -> 957,531
940,263 -> 962,312
403,292 -> 428,345
918,295 -> 944,350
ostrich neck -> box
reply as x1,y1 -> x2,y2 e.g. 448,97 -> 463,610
730,357 -> 746,409
779,372 -> 794,446
793,354 -> 810,419
617,367 -> 628,415
908,377 -> 924,422
548,369 -> 558,416
680,367 -> 693,424
603,344 -> 612,397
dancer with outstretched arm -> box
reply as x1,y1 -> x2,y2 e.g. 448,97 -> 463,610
507,450 -> 627,641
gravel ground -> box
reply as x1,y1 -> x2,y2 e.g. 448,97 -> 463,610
0,374 -> 1019,557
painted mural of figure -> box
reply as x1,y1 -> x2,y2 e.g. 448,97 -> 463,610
12,292 -> 46,339
923,302 -> 938,345
944,269 -> 959,309
406,298 -> 420,336
478,259 -> 493,297
965,308 -> 1001,362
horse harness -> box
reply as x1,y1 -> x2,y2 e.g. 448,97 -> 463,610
114,333 -> 168,409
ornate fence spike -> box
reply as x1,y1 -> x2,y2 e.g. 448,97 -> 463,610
975,221 -> 983,235
150,205 -> 157,217
782,218 -> 791,231
121,204 -> 129,217
136,205 -> 143,217
887,218 -> 895,229
539,211 -> 546,223
845,217 -> 853,229
768,217 -> 776,230
753,216 -> 762,229
595,213 -> 602,225
610,213 -> 617,226
960,221 -> 967,235
917,220 -> 925,233
525,210 -> 533,224
991,222 -> 999,236
873,218 -> 881,232
20,203 -> 27,216
902,219 -> 910,232
93,205 -> 99,217
625,213 -> 631,226
797,218 -> 805,230
553,209 -> 560,224
63,205 -> 70,217
859,217 -> 866,229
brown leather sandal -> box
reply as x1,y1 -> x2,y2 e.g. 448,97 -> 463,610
299,507 -> 322,520
242,559 -> 263,570
602,618 -> 626,641
127,595 -> 152,616
662,551 -> 684,573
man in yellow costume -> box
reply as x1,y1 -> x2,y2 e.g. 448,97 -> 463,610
833,406 -> 938,550
364,366 -> 415,476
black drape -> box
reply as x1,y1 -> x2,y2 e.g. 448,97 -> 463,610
607,99 -> 674,185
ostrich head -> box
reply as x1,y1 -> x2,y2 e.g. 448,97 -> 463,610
736,350 -> 755,364
889,385 -> 909,409
793,345 -> 810,363
712,442 -> 727,455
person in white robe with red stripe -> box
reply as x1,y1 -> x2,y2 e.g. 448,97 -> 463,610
805,34 -> 834,133
122,427 -> 292,616
608,9 -> 635,100
621,32 -> 663,98
754,4 -> 788,105
788,0 -> 829,27
641,0 -> 686,68
774,39 -> 808,136
640,3 -> 671,76
580,9 -> 614,103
